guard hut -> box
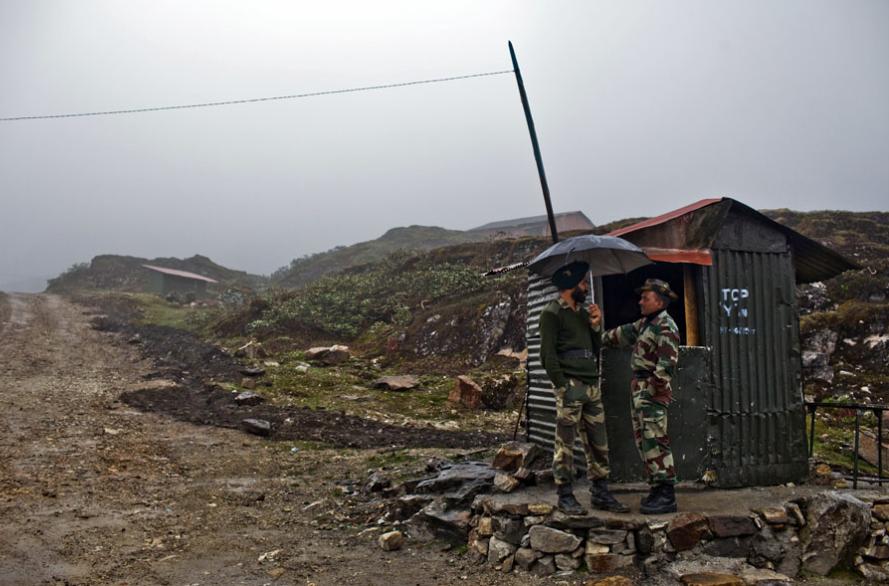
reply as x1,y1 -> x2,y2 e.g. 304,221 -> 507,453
142,264 -> 218,298
525,197 -> 858,487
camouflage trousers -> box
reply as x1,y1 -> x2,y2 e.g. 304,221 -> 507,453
552,378 -> 610,485
631,380 -> 676,485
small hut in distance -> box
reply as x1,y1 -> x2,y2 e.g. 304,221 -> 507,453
142,264 -> 218,298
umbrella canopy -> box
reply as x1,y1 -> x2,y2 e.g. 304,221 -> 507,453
528,234 -> 652,278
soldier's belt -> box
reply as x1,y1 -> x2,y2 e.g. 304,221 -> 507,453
558,349 -> 595,360
633,370 -> 653,379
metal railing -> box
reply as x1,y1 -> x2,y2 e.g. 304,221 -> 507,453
806,400 -> 889,489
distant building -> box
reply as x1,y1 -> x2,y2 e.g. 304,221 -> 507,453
142,264 -> 218,298
469,211 -> 594,238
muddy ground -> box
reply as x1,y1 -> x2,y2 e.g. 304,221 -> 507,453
0,294 -> 538,586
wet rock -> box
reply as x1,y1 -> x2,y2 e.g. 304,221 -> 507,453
493,472 -> 519,493
588,529 -> 628,545
234,391 -> 264,406
528,525 -> 582,554
487,536 -> 515,565
514,547 -> 539,570
409,499 -> 472,543
241,418 -> 271,436
585,553 -> 634,574
801,491 -> 871,575
492,441 -> 541,472
667,513 -> 710,551
493,516 -> 525,546
709,515 -> 757,538
555,553 -> 582,571
531,555 -> 556,576
679,573 -> 744,586
373,375 -> 420,391
448,375 -> 483,409
378,530 -> 405,551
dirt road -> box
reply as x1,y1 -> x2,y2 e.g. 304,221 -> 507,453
0,294 -> 539,586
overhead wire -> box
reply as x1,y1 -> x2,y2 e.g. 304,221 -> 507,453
0,69 -> 514,122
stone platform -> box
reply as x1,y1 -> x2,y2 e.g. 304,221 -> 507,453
458,480 -> 888,582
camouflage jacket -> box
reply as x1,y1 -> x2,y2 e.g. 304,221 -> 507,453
601,309 -> 680,404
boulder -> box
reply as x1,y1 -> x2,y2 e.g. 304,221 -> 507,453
801,491 -> 871,575
708,515 -> 757,538
306,345 -> 351,365
448,375 -> 483,409
528,525 -> 582,554
378,530 -> 405,551
372,375 -> 420,391
667,513 -> 710,551
241,418 -> 271,436
234,391 -> 264,406
492,441 -> 541,472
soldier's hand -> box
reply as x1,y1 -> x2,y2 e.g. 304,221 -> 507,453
588,303 -> 602,328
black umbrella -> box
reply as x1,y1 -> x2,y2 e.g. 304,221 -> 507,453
527,234 -> 652,278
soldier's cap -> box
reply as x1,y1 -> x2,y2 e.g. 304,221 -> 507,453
550,261 -> 589,290
636,278 -> 678,300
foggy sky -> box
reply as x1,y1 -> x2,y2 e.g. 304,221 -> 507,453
2,1 -> 887,292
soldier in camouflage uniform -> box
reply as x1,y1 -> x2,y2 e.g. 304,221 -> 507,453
539,261 -> 629,515
600,278 -> 680,514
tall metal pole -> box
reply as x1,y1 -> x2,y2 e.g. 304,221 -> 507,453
509,41 -> 559,244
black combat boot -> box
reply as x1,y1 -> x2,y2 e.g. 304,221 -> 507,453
590,479 -> 630,513
640,483 -> 677,514
556,483 -> 585,516
640,483 -> 660,508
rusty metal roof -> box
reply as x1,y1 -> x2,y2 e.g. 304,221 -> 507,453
142,264 -> 218,283
607,197 -> 859,283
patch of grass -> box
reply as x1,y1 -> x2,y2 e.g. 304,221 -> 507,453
812,417 -> 879,476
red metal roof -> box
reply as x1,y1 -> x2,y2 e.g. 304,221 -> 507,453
642,247 -> 713,266
608,198 -> 723,238
142,264 -> 218,283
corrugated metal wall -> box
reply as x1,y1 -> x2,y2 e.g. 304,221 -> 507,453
525,274 -> 564,453
702,249 -> 808,486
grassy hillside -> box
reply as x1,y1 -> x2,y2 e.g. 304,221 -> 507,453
46,254 -> 265,294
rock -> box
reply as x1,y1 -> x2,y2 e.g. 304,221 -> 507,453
739,567 -> 792,584
528,525 -> 583,554
480,373 -> 520,410
636,526 -> 655,555
702,536 -> 753,558
364,471 -> 391,493
680,573 -> 745,586
528,503 -> 554,516
785,502 -> 806,527
531,555 -> 556,576
127,334 -> 141,344
493,517 -> 525,546
757,508 -> 790,525
585,553 -> 634,574
585,542 -> 610,555
874,504 -> 889,522
469,533 -> 489,557
306,345 -> 351,365
548,510 -> 605,529
448,375 -> 483,409
415,462 -> 495,494
240,377 -> 257,390
555,553 -> 582,571
373,375 -> 420,391
863,543 -> 889,560
295,364 -> 309,374
588,529 -> 628,545
491,441 -> 541,472
234,391 -> 264,406
240,366 -> 265,377
384,495 -> 431,522
801,491 -> 872,575
709,515 -> 758,538
584,577 -> 634,586
477,516 -> 494,537
487,536 -> 515,564
378,530 -> 405,551
858,561 -> 889,582
514,547 -> 539,570
667,513 -> 710,551
493,472 -> 520,493
241,418 -> 271,436
409,499 -> 472,543
500,553 -> 515,573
